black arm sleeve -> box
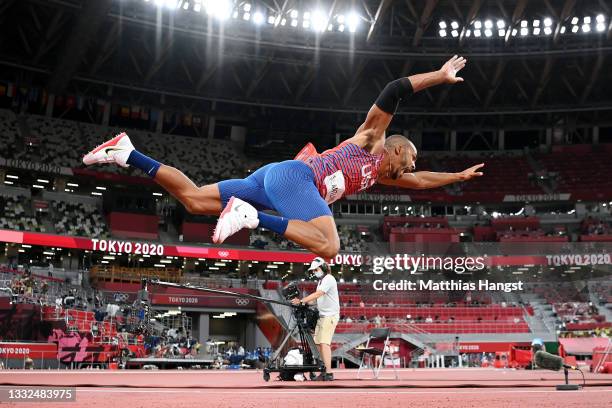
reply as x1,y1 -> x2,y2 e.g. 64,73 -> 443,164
374,77 -> 414,115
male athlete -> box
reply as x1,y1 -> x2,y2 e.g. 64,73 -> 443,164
83,55 -> 482,259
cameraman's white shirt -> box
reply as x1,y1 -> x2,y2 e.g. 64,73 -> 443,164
316,274 -> 340,316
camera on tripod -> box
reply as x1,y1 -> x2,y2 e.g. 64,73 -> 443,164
281,282 -> 300,301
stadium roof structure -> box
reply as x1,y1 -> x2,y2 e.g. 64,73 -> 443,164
0,0 -> 611,133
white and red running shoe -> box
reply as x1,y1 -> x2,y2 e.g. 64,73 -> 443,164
82,132 -> 134,168
213,197 -> 259,244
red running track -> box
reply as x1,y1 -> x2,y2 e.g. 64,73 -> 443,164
1,368 -> 611,408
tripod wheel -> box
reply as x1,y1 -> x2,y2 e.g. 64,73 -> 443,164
263,371 -> 270,382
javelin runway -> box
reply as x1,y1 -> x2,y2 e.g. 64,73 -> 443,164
1,368 -> 611,407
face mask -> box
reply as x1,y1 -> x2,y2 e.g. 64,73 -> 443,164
314,270 -> 324,279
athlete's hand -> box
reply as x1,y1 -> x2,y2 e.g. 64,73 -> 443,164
440,55 -> 467,84
457,163 -> 484,181
291,298 -> 301,305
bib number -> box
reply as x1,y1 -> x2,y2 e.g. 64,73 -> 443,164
323,170 -> 346,204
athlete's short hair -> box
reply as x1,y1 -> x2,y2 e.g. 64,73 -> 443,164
385,134 -> 417,156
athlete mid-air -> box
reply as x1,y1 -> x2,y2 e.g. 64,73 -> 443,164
83,55 -> 482,259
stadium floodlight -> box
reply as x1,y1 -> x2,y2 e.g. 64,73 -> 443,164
205,0 -> 233,21
596,23 -> 606,32
484,20 -> 492,29
465,29 -> 471,37
303,20 -> 311,29
583,16 -> 591,24
337,14 -> 345,24
232,11 -> 238,18
291,19 -> 297,27
267,15 -> 275,24
290,9 -> 298,19
560,26 -> 566,34
484,28 -> 492,37
571,17 -> 579,25
312,10 -> 327,32
596,14 -> 605,23
533,19 -> 540,27
243,3 -> 251,12
474,29 -> 481,37
571,24 -> 579,33
582,23 -> 591,32
521,20 -> 527,28
193,1 -> 201,12
243,12 -> 250,21
520,27 -> 528,36
451,21 -> 459,29
327,23 -> 333,31
474,20 -> 482,29
439,21 -> 447,29
544,26 -> 552,35
280,18 -> 286,25
347,12 -> 359,32
182,1 -> 189,10
533,27 -> 540,35
253,11 -> 264,25
451,29 -> 459,37
497,19 -> 505,29
498,29 -> 505,37
338,24 -> 344,32
439,29 -> 447,37
544,17 -> 552,27
512,28 -> 517,36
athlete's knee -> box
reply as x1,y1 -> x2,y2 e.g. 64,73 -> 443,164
182,185 -> 221,214
313,235 -> 340,259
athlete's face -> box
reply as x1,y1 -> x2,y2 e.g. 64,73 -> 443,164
388,145 -> 417,180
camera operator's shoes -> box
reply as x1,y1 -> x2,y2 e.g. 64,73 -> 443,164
313,373 -> 334,381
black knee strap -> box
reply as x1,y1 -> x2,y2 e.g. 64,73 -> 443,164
375,78 -> 414,114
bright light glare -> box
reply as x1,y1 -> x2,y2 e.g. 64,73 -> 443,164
497,20 -> 505,29
582,24 -> 591,32
571,17 -> 579,25
474,29 -> 481,37
596,14 -> 605,23
484,29 -> 492,37
439,21 -> 447,29
544,18 -> 552,27
347,12 -> 359,32
205,0 -> 232,20
290,10 -> 298,19
474,20 -> 482,29
312,10 -> 327,32
253,11 -> 264,25
451,29 -> 458,37
584,16 -> 591,24
484,20 -> 492,29
544,27 -> 552,35
439,29 -> 447,37
451,21 -> 459,29
596,23 -> 605,32
520,27 -> 528,36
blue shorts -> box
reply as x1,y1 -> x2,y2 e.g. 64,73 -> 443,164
218,160 -> 332,221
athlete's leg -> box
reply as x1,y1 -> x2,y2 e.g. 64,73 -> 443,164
261,161 -> 340,259
153,165 -> 222,215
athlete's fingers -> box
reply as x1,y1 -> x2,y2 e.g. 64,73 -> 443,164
455,77 -> 464,82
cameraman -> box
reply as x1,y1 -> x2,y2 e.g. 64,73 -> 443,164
291,257 -> 339,381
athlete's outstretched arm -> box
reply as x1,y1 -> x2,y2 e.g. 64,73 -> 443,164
352,55 -> 467,142
379,163 -> 484,189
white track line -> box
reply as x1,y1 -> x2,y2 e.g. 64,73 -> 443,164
73,388 -> 612,396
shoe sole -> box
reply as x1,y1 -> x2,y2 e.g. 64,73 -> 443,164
212,196 -> 235,244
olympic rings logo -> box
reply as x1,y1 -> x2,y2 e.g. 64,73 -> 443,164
235,298 -> 250,306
